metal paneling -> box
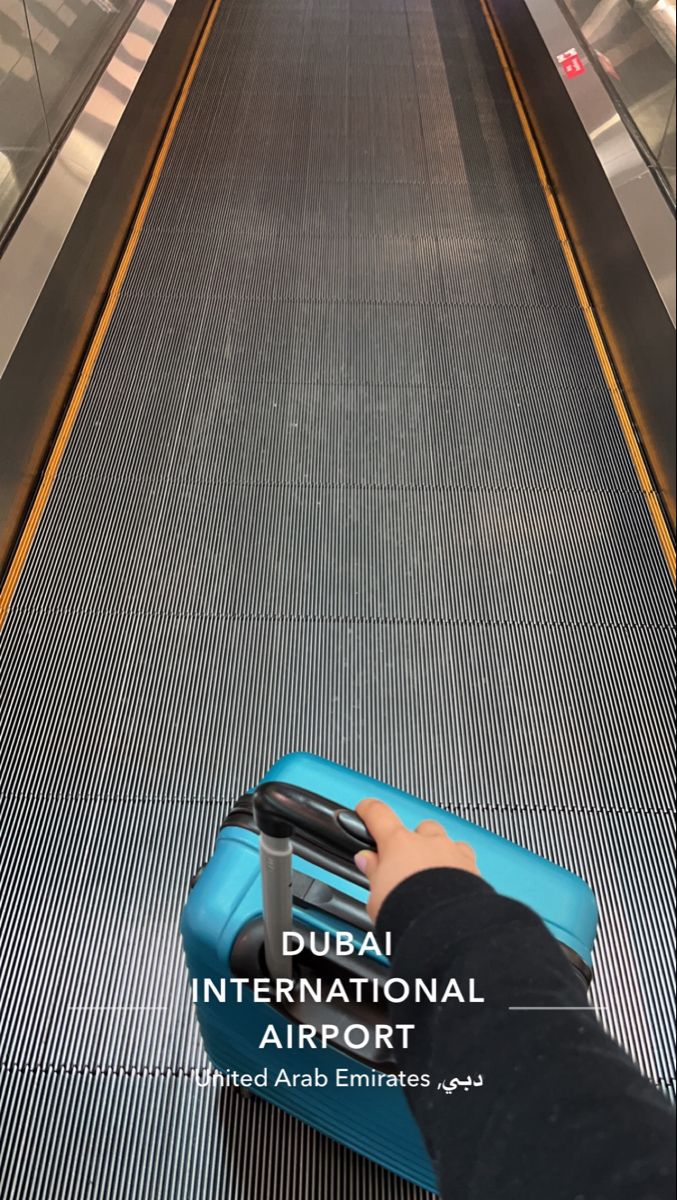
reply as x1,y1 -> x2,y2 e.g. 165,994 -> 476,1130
0,0 -> 177,373
559,0 -> 676,194
0,0 -> 212,579
0,0 -> 50,226
23,0 -> 142,140
489,0 -> 676,526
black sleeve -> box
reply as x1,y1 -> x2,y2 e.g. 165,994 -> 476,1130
375,868 -> 675,1200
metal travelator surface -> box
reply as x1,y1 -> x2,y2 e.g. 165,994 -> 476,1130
0,0 -> 674,1195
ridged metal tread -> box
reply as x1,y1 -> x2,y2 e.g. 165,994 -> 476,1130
125,228 -> 580,306
0,1070 -> 433,1200
8,1066 -> 677,1199
7,489 -> 674,626
0,615 -> 673,808
41,372 -> 644,490
149,176 -> 559,246
0,0 -> 674,1194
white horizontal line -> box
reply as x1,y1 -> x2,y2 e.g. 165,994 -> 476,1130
509,1006 -> 607,1011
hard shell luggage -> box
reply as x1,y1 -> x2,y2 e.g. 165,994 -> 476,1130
181,752 -> 598,1191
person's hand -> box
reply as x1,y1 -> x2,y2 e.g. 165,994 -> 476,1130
354,798 -> 480,922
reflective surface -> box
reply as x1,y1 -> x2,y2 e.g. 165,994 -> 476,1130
0,0 -> 50,225
0,0 -> 142,234
522,0 -> 675,321
0,0 -> 174,372
561,0 -> 676,195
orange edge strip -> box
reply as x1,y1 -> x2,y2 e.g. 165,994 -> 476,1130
479,0 -> 676,585
0,0 -> 224,627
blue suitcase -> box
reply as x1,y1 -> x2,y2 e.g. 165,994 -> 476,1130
181,752 -> 598,1191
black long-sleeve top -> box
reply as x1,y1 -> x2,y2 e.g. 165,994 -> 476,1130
374,868 -> 675,1200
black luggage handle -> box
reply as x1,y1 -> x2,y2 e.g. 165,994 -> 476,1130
252,781 -> 376,861
252,781 -> 376,981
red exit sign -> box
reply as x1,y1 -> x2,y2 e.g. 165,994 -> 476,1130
557,48 -> 586,79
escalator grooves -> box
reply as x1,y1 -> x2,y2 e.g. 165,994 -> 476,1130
0,0 -> 674,1196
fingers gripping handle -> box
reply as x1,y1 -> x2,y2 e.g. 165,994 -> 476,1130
253,782 -> 376,979
252,782 -> 376,859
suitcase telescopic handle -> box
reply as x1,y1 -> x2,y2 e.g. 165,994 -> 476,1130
253,781 -> 377,857
252,782 -> 376,980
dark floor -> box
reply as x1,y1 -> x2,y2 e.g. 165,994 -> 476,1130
0,0 -> 674,1196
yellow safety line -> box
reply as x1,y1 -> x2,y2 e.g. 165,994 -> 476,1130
0,0 -> 223,626
479,0 -> 676,584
